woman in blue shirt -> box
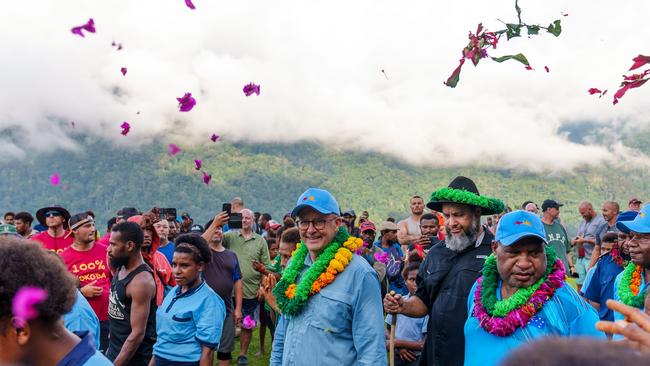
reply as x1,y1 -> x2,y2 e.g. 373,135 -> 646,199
151,234 -> 226,366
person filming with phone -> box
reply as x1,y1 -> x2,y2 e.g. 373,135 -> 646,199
203,207 -> 270,366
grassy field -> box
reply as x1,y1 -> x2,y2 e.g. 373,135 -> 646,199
217,326 -> 273,365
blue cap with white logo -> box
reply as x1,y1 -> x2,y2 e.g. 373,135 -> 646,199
617,204 -> 650,234
291,188 -> 340,218
495,210 -> 547,246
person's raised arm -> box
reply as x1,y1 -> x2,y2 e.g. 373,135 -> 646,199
113,272 -> 156,366
201,211 -> 228,244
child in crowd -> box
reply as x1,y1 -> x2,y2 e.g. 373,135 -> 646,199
385,262 -> 428,366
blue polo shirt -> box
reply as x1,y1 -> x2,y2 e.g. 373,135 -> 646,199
153,281 -> 226,362
464,280 -> 603,366
583,253 -> 625,321
56,331 -> 112,366
63,290 -> 101,349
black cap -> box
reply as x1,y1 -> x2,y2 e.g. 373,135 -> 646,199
541,199 -> 563,212
116,207 -> 139,220
190,224 -> 204,233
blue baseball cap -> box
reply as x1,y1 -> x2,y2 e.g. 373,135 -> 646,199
616,205 -> 650,234
495,210 -> 547,246
615,210 -> 639,234
291,188 -> 340,217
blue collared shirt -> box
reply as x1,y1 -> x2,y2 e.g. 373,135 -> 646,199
153,281 -> 226,362
270,254 -> 387,366
464,280 -> 603,366
64,290 -> 101,350
583,253 -> 624,321
57,331 -> 112,366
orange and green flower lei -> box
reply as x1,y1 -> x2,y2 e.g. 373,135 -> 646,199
618,263 -> 647,308
272,226 -> 363,316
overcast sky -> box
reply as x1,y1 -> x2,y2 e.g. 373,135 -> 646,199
1,0 -> 649,171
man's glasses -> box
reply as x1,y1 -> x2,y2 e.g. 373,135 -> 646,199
297,218 -> 336,230
44,211 -> 62,218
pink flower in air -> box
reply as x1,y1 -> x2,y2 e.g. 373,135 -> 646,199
194,159 -> 202,170
544,66 -> 550,73
50,174 -> 61,186
71,18 -> 95,37
202,171 -> 212,185
177,93 -> 196,112
185,0 -> 196,9
243,82 -> 261,96
525,65 -> 533,71
210,134 -> 219,142
242,315 -> 257,329
121,67 -> 127,76
120,121 -> 131,136
12,287 -> 48,328
588,88 -> 603,95
630,55 -> 650,71
168,144 -> 181,156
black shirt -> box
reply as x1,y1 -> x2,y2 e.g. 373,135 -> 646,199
415,230 -> 493,366
107,263 -> 157,366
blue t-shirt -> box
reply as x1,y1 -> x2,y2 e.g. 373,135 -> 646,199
385,294 -> 428,344
464,280 -> 603,366
153,281 -> 226,362
57,331 -> 112,366
581,265 -> 598,296
374,241 -> 408,295
158,241 -> 175,265
583,253 -> 625,321
63,291 -> 101,350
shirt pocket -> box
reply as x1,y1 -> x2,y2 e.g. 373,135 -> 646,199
310,289 -> 353,334
167,311 -> 195,342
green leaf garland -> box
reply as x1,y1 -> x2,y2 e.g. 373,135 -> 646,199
272,226 -> 350,316
617,263 -> 647,309
480,246 -> 558,317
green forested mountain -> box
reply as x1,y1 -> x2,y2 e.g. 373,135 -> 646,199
2,133 -> 649,235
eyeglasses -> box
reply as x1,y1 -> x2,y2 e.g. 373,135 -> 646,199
45,211 -> 62,218
297,218 -> 336,230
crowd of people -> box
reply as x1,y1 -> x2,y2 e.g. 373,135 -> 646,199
2,178 -> 650,366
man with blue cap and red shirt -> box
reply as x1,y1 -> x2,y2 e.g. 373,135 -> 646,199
612,204 -> 650,325
270,188 -> 386,365
464,210 -> 602,366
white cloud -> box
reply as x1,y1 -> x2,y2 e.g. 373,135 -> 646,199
1,0 -> 649,170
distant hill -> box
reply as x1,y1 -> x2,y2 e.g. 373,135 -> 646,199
2,133 -> 649,235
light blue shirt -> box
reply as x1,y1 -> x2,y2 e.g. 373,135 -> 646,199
153,281 -> 226,362
385,294 -> 428,343
612,270 -> 648,339
270,255 -> 386,366
464,280 -> 603,366
64,290 -> 101,349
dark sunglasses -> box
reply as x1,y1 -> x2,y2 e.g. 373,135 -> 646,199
44,211 -> 62,218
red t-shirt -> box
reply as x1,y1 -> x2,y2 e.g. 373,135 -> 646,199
60,242 -> 111,321
31,231 -> 74,254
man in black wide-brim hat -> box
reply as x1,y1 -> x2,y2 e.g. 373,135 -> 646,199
31,204 -> 73,254
384,176 -> 505,366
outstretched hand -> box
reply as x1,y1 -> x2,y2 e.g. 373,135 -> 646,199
596,299 -> 650,351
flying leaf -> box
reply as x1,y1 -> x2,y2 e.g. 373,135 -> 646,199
491,53 -> 530,66
547,20 -> 562,37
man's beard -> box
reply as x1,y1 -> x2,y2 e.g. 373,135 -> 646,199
109,255 -> 129,269
445,218 -> 480,252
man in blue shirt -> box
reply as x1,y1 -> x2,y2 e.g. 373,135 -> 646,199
612,205 -> 650,324
64,290 -> 102,349
464,210 -> 602,366
270,188 -> 386,365
583,232 -> 627,321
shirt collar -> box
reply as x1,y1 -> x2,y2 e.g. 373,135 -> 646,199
174,280 -> 205,298
56,331 -> 96,366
